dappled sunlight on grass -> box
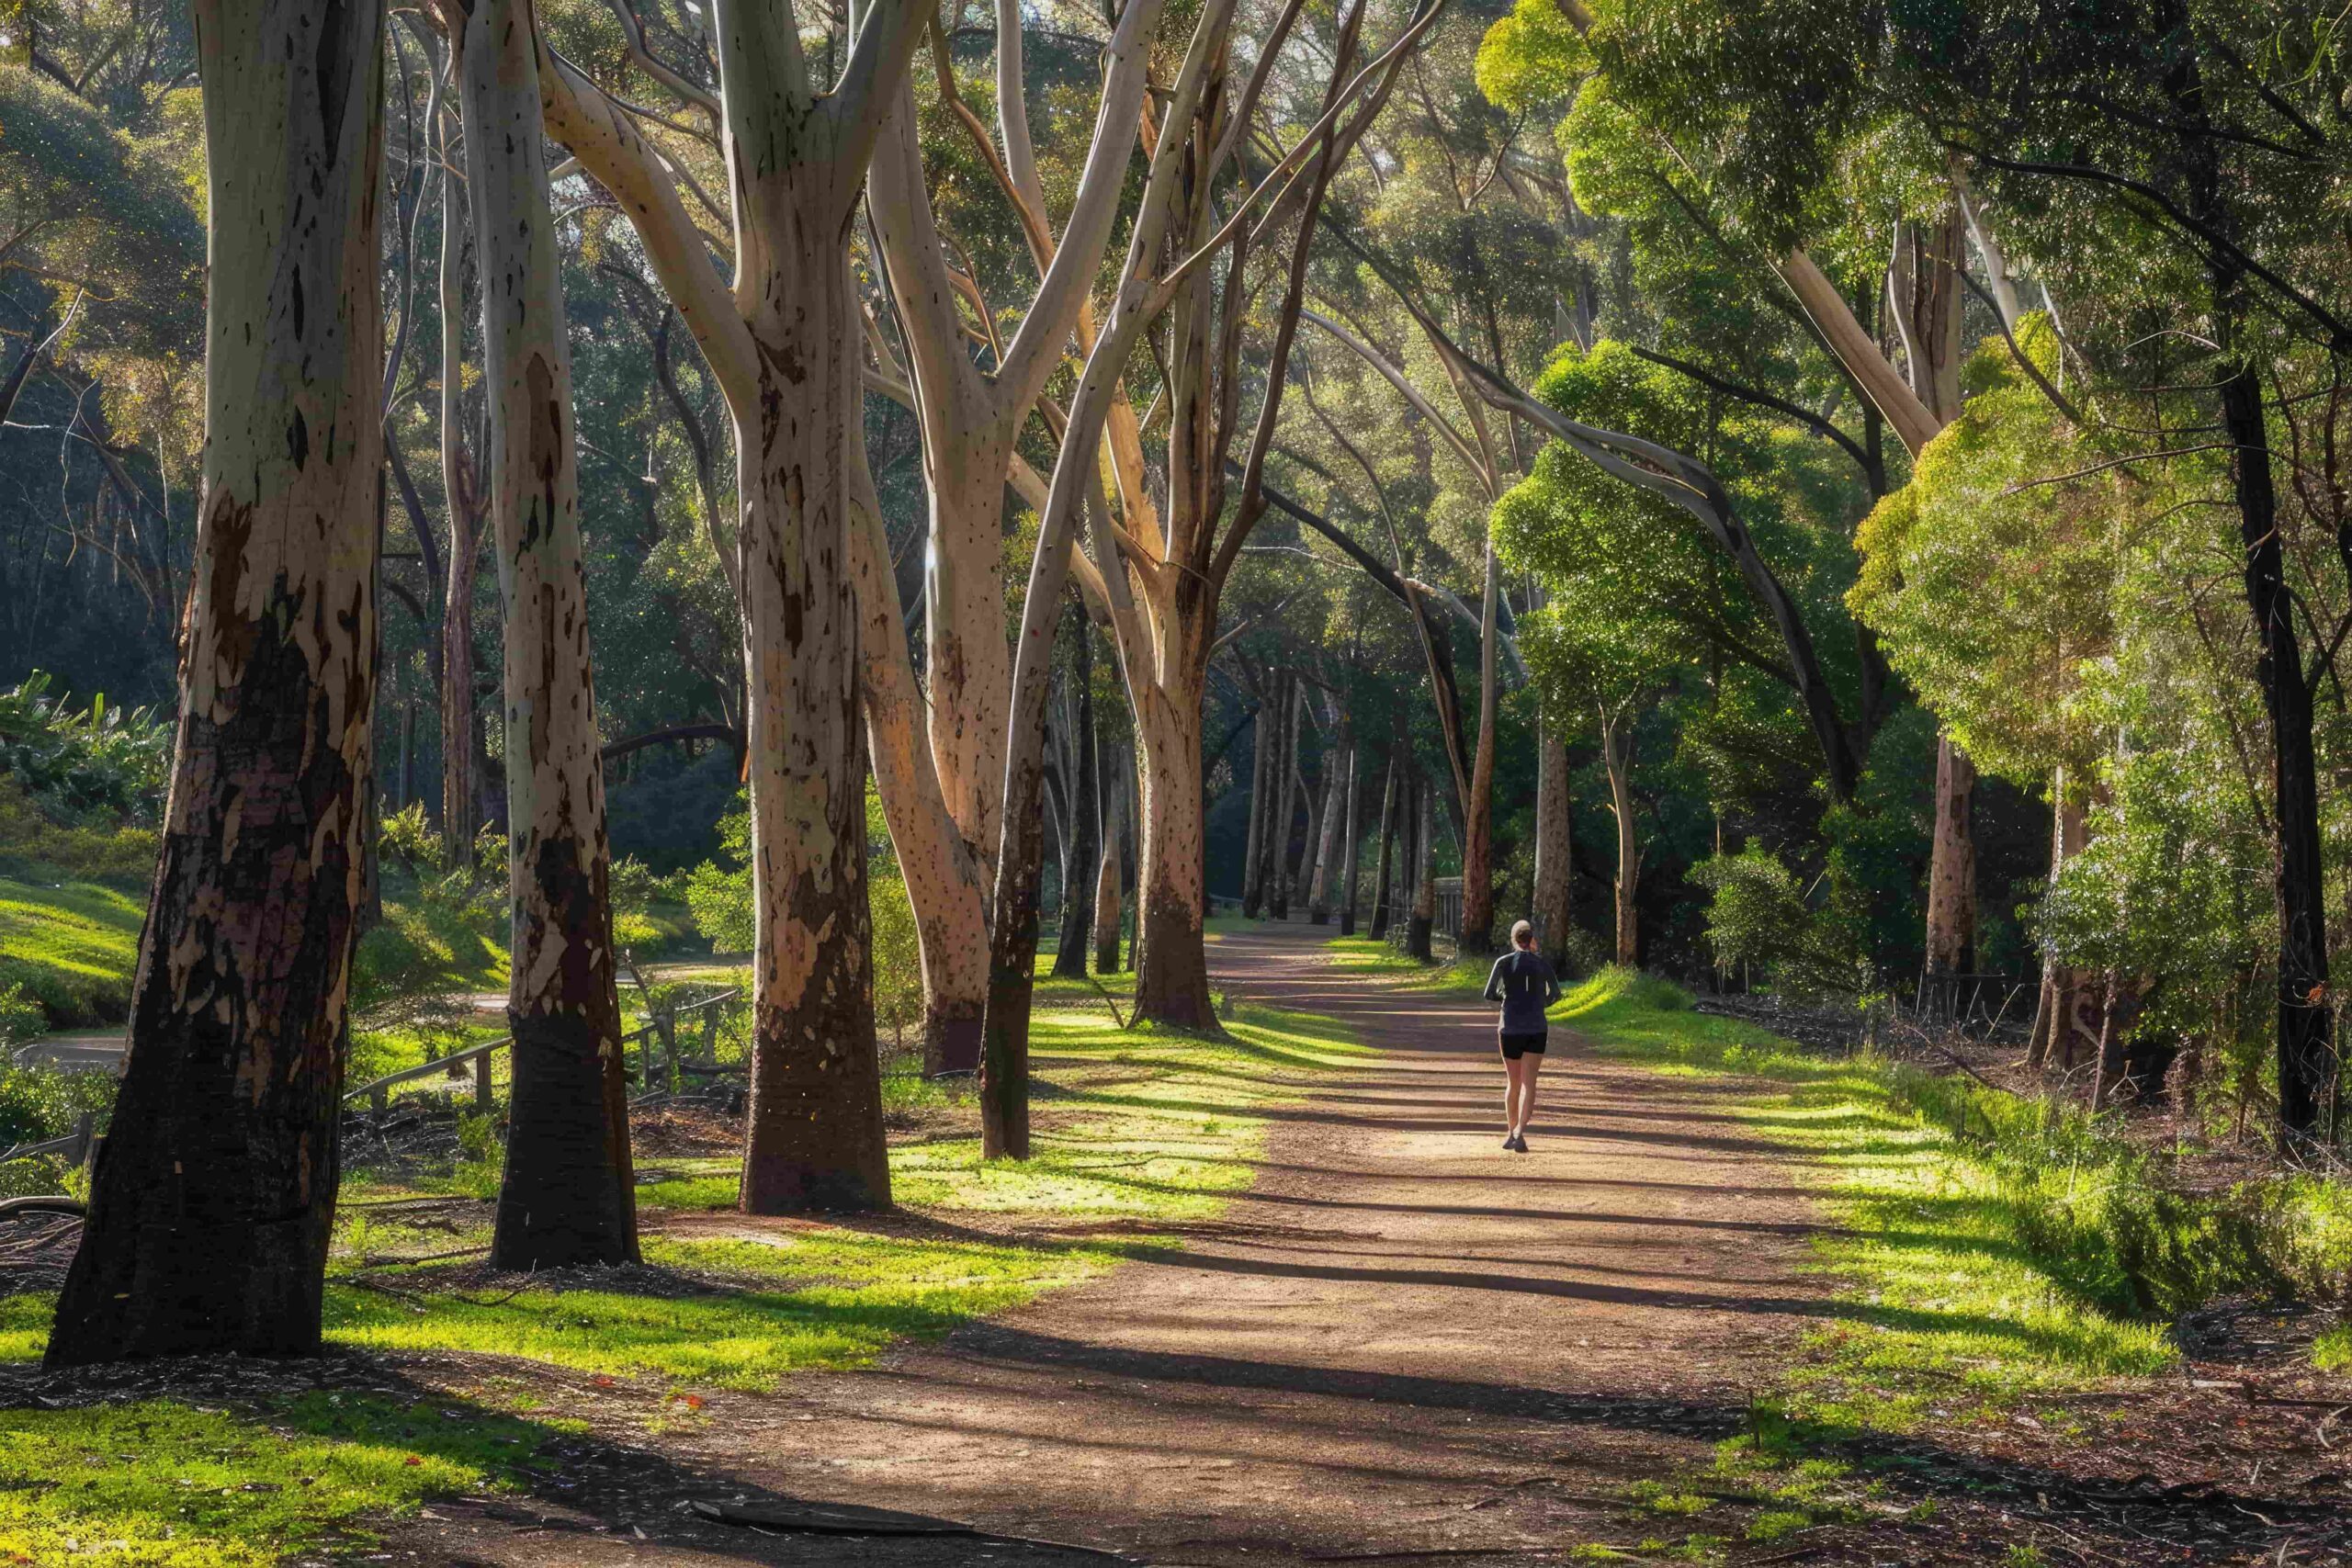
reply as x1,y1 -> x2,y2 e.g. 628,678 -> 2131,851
0,874 -> 142,1024
1552,966 -> 2190,1433
0,954 -> 1366,1561
323,1228 -> 1122,1391
1319,934 -> 1479,986
0,1393 -> 555,1566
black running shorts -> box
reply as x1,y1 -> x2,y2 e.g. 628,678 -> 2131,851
1498,1032 -> 1547,1060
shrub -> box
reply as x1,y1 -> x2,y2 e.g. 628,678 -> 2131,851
0,1059 -> 115,1147
0,776 -> 157,885
0,984 -> 46,1046
0,671 -> 170,827
684,786 -> 925,1033
1691,847 -> 1868,1001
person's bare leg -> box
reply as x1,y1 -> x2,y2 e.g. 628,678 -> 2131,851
1517,1055 -> 1544,1136
1500,1055 -> 1522,1139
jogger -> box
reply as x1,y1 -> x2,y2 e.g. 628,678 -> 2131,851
1483,920 -> 1561,1153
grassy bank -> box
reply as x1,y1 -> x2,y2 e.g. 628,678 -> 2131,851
1329,937 -> 2351,1411
0,965 -> 1358,1562
0,874 -> 143,1028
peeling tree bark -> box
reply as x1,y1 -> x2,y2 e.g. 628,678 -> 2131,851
537,0 -> 934,1210
47,0 -> 384,1365
734,236 -> 892,1213
456,0 -> 639,1269
848,459 -> 989,1076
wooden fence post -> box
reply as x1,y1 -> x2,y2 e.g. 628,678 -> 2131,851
475,1047 -> 492,1108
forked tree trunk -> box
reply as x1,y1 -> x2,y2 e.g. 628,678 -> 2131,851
736,242 -> 888,1213
1531,710 -> 1572,971
1602,710 -> 1637,968
535,0 -> 931,1205
1369,754 -> 1398,941
458,0 -> 639,1269
1053,610 -> 1098,977
850,475 -> 990,1074
1407,775 -> 1435,962
47,0 -> 384,1366
1337,745 -> 1363,936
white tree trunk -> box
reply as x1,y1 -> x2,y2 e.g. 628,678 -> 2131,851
735,238 -> 891,1212
849,455 -> 991,1074
1307,740 -> 1347,922
458,0 -> 639,1268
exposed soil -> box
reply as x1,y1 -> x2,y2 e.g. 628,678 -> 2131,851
8,922 -> 2347,1564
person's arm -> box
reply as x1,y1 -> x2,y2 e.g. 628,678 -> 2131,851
1483,956 -> 1507,1002
1545,961 -> 1564,1006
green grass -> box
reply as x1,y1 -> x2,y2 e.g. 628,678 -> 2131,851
1544,967 -> 2191,1431
1330,944 -> 2322,1407
0,874 -> 142,1026
1,966 -> 1361,1563
634,982 -> 1358,1224
325,1229 -> 1126,1390
0,1393 -> 564,1567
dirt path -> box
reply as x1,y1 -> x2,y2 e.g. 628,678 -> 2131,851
399,921 -> 1840,1564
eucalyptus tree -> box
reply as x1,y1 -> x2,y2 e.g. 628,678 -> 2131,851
0,57 -> 203,701
978,0 -> 1446,1151
453,0 -> 639,1267
536,0 -> 935,1211
1480,0 -> 1989,976
854,0 -> 1167,1069
433,64 -> 491,863
47,0 -> 385,1362
1571,0 -> 2352,1134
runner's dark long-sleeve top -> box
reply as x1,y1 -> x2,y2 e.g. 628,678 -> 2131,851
1482,951 -> 1561,1034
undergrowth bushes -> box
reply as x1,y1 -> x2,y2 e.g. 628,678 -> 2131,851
1560,965 -> 2352,1359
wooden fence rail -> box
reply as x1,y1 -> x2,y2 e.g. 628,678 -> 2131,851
0,1110 -> 98,1168
343,988 -> 743,1112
